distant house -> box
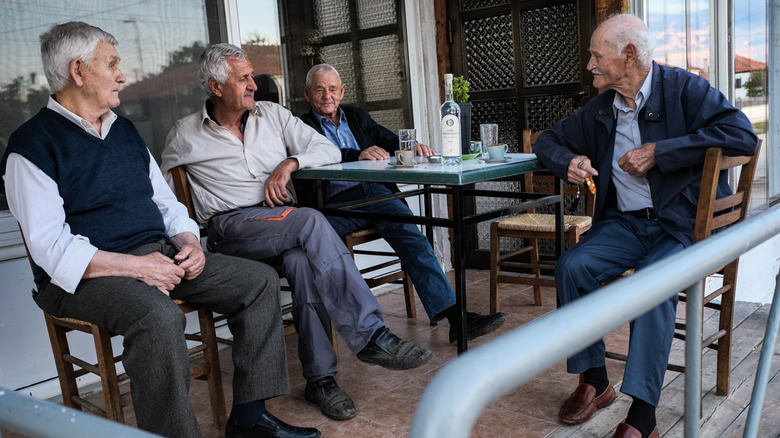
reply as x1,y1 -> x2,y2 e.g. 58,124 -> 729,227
734,54 -> 767,101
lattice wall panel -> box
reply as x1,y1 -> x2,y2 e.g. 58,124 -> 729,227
462,0 -> 510,10
472,98 -> 518,151
526,95 -> 582,132
357,0 -> 396,29
464,14 -> 515,91
318,43 -> 357,103
521,3 -> 580,86
360,35 -> 404,102
369,108 -> 406,136
313,0 -> 350,37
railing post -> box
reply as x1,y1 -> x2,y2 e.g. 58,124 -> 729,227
743,269 -> 780,437
684,281 -> 703,438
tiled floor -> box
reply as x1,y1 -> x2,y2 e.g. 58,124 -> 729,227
4,269 -> 780,437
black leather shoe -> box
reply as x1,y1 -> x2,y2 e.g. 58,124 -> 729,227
304,376 -> 356,420
225,411 -> 321,438
356,326 -> 432,370
449,312 -> 507,344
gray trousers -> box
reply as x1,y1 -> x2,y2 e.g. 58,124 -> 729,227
207,206 -> 385,381
34,240 -> 288,438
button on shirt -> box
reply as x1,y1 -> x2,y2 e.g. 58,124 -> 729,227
611,67 -> 654,211
313,108 -> 362,201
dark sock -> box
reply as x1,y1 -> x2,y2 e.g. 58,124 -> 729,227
625,396 -> 656,438
229,400 -> 267,427
582,366 -> 608,396
444,305 -> 458,325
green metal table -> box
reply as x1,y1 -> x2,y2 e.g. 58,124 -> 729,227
294,153 -> 564,353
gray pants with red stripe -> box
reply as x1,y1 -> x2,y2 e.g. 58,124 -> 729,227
207,205 -> 385,381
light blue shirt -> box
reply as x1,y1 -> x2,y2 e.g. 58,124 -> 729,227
611,67 -> 654,211
313,108 -> 362,201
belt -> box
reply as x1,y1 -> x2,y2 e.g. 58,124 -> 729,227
623,208 -> 657,221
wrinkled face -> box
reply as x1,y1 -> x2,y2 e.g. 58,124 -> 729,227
586,27 -> 628,91
303,71 -> 345,120
213,58 -> 257,112
81,41 -> 126,111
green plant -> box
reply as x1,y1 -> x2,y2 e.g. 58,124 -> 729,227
452,75 -> 470,103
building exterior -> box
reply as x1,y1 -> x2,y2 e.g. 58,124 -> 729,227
1,0 -> 778,400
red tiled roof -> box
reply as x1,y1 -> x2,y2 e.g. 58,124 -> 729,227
734,54 -> 766,73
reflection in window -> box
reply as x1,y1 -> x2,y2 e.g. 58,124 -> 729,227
646,0 -> 710,77
0,0 -> 211,213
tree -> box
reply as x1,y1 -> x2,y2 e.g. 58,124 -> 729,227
744,69 -> 767,98
161,41 -> 207,72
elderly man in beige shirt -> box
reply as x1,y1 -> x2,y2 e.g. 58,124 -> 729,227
161,43 -> 432,426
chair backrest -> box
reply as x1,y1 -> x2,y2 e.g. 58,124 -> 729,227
694,141 -> 762,242
169,165 -> 198,222
523,129 -> 595,217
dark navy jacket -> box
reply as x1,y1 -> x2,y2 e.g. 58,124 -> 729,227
534,62 -> 758,247
297,106 -> 401,207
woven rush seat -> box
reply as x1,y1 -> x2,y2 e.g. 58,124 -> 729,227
496,213 -> 592,233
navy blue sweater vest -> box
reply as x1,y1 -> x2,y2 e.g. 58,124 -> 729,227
2,108 -> 168,287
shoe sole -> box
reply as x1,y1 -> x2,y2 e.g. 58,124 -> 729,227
449,313 -> 507,344
356,349 -> 433,370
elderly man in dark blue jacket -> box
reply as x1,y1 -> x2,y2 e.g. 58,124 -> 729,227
534,14 -> 757,438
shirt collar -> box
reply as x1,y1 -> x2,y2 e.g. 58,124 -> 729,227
612,67 -> 654,117
312,106 -> 345,127
204,99 -> 255,134
46,95 -> 118,139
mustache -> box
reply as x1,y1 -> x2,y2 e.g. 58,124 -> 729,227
591,69 -> 602,75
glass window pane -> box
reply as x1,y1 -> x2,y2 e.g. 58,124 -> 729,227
236,0 -> 285,106
0,1 -> 211,212
733,0 -> 768,206
647,1 -> 687,69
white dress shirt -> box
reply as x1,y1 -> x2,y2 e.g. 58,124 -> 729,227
161,100 -> 341,225
3,96 -> 199,293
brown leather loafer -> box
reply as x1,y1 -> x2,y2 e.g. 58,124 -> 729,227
558,383 -> 616,424
613,422 -> 659,438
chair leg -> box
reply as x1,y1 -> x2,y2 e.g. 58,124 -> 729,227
195,308 -> 227,429
44,314 -> 81,412
489,223 -> 500,314
330,322 -> 339,358
91,324 -> 124,423
528,237 -> 542,307
716,269 -> 737,396
402,266 -> 416,318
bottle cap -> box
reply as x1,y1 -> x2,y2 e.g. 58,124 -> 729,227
444,73 -> 453,80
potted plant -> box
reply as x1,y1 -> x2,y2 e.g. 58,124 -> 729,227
452,75 -> 472,153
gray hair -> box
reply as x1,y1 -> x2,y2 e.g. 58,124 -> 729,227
599,14 -> 655,69
305,63 -> 341,87
198,43 -> 248,97
39,22 -> 118,94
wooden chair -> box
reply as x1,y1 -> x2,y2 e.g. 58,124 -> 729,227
170,165 -> 417,319
19,230 -> 227,429
489,129 -> 596,312
605,142 -> 762,397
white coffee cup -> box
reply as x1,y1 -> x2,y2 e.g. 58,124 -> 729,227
395,149 -> 415,166
486,144 -> 509,161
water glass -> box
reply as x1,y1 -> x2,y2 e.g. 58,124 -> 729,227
398,129 -> 417,151
479,123 -> 499,156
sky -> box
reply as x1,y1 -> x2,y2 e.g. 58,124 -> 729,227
236,0 -> 280,45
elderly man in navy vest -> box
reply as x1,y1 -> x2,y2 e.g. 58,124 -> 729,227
0,22 -> 320,438
534,14 -> 757,438
299,63 -> 507,347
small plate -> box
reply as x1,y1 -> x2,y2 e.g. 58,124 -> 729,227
389,163 -> 416,169
462,153 -> 480,160
427,155 -> 443,163
484,158 -> 511,163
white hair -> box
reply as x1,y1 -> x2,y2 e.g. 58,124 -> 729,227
39,21 -> 118,94
305,63 -> 341,87
600,14 -> 655,69
198,43 -> 248,97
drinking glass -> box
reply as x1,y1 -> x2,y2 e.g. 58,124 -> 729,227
398,129 -> 416,151
479,124 -> 499,157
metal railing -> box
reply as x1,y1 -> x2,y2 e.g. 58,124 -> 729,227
411,204 -> 780,438
0,387 -> 159,438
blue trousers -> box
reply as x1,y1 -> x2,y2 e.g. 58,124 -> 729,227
556,209 -> 682,406
207,206 -> 385,381
326,183 -> 456,322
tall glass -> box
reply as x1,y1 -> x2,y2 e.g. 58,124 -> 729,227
398,129 -> 417,151
479,123 -> 499,157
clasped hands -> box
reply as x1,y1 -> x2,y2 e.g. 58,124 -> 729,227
568,142 -> 656,184
358,143 -> 435,161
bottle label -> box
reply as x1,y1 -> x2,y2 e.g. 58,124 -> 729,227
441,115 -> 460,157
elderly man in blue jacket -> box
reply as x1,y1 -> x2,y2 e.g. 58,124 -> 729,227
534,14 -> 757,438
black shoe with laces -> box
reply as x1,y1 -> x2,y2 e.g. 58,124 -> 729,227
356,326 -> 432,370
449,312 -> 507,344
304,376 -> 356,420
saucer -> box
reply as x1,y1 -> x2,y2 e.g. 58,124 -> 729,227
462,153 -> 480,160
484,157 -> 511,163
389,163 -> 416,168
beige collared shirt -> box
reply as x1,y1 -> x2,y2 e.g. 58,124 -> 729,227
161,100 -> 341,225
